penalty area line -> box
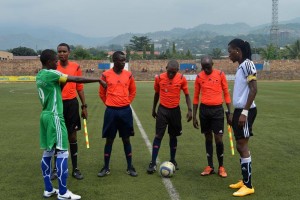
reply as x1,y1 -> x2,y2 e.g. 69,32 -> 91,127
131,106 -> 180,200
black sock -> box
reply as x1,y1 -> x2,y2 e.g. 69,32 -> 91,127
169,137 -> 177,162
216,142 -> 224,167
151,137 -> 162,163
241,157 -> 252,188
205,140 -> 213,168
104,144 -> 112,169
123,143 -> 132,169
70,141 -> 78,170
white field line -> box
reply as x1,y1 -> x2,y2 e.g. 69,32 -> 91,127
131,106 -> 180,200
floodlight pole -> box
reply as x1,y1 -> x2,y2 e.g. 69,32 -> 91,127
270,0 -> 279,47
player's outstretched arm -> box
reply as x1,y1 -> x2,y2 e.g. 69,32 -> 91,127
67,75 -> 107,87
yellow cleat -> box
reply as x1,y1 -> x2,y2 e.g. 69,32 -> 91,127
229,180 -> 244,189
233,185 -> 255,197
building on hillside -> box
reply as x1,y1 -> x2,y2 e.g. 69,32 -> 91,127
0,51 -> 13,60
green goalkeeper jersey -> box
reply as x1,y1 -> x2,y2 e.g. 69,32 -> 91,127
36,69 -> 69,150
36,69 -> 68,115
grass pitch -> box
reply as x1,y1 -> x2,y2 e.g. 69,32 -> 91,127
0,81 -> 299,200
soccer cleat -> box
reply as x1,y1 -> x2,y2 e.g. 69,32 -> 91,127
200,166 -> 215,176
57,190 -> 81,200
170,160 -> 179,170
127,165 -> 138,177
147,161 -> 157,174
218,166 -> 227,178
72,168 -> 84,180
229,180 -> 244,189
97,167 -> 110,177
43,188 -> 58,198
50,168 -> 57,180
232,185 -> 255,197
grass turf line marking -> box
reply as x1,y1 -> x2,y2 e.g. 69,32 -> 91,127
131,106 -> 180,200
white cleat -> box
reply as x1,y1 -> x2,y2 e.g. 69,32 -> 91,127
57,190 -> 81,200
43,188 -> 58,198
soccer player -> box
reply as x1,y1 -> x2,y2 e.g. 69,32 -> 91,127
192,55 -> 231,178
227,38 -> 257,197
98,51 -> 138,177
37,49 -> 106,199
147,60 -> 192,174
51,43 -> 86,180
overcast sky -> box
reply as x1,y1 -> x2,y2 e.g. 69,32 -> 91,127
1,0 -> 299,37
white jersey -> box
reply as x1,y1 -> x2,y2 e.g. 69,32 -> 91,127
233,59 -> 257,109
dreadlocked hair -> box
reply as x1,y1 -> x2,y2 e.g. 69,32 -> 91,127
228,38 -> 252,61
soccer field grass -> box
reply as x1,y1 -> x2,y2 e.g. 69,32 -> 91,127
0,81 -> 299,200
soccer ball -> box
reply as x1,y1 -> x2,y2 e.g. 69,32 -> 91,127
159,161 -> 175,178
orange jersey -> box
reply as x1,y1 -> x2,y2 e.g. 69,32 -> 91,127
154,72 -> 189,108
99,68 -> 136,107
193,69 -> 231,105
57,61 -> 83,100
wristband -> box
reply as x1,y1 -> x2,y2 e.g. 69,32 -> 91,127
241,109 -> 248,117
81,104 -> 88,109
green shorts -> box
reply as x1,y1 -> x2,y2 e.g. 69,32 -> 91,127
40,111 -> 68,151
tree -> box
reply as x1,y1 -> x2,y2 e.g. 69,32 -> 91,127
71,46 -> 92,60
150,44 -> 155,59
285,40 -> 300,59
185,49 -> 193,59
87,47 -> 108,60
130,52 -> 143,60
8,46 -> 37,56
172,42 -> 177,55
165,49 -> 171,58
143,45 -> 147,59
125,46 -> 131,62
210,48 -> 222,59
260,44 -> 278,60
129,36 -> 151,51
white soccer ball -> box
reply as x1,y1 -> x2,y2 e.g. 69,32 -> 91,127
159,161 -> 175,178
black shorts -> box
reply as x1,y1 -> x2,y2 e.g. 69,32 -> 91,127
199,104 -> 224,134
232,107 -> 257,140
156,104 -> 182,137
63,98 -> 81,134
102,106 -> 134,139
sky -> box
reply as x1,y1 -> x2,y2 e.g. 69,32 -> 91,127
1,0 -> 300,37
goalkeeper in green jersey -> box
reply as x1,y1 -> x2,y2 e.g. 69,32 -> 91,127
37,49 -> 106,200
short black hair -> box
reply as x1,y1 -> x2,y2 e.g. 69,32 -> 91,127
228,38 -> 252,60
167,59 -> 179,69
200,55 -> 213,63
40,49 -> 56,65
112,51 -> 125,62
57,43 -> 70,51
